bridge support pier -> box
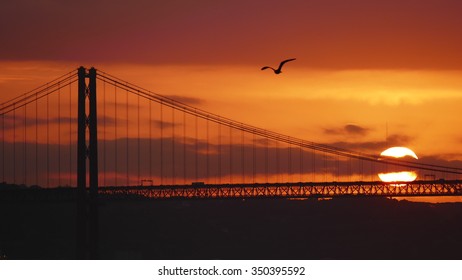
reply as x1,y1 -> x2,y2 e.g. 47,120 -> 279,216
76,66 -> 99,259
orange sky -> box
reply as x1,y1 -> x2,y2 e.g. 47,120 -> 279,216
1,1 -> 462,201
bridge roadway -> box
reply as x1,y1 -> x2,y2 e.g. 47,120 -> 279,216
1,180 -> 462,201
100,180 -> 462,199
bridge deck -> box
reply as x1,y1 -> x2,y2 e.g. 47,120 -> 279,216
101,180 -> 462,199
1,180 -> 462,201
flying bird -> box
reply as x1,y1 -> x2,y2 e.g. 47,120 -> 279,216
261,58 -> 296,74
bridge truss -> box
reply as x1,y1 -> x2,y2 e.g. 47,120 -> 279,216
1,180 -> 461,201
100,180 -> 462,199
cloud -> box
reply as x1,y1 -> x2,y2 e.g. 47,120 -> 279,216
386,134 -> 413,146
164,95 -> 204,106
324,124 -> 370,136
344,124 -> 368,135
419,155 -> 462,171
328,133 -> 413,153
0,115 -> 77,131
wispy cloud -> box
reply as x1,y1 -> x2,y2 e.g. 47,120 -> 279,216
328,133 -> 413,153
165,95 -> 205,106
324,124 -> 370,136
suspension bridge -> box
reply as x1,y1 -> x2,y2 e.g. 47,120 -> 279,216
1,66 -> 462,200
2,66 -> 462,259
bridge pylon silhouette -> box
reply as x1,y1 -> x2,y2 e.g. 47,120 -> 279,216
76,66 -> 98,259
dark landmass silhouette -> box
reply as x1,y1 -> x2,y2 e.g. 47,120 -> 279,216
1,191 -> 462,260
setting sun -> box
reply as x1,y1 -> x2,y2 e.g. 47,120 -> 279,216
378,147 -> 418,183
380,147 -> 418,159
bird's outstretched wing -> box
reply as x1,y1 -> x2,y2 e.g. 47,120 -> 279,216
277,58 -> 296,71
261,66 -> 275,71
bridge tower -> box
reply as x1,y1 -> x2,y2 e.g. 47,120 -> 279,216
77,67 -> 99,259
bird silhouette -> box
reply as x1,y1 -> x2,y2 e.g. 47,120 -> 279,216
261,58 -> 296,74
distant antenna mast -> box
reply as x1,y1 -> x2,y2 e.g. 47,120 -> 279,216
386,121 -> 388,146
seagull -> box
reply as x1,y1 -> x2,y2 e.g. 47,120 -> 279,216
261,58 -> 296,74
